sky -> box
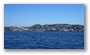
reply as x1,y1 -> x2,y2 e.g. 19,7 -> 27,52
4,4 -> 84,26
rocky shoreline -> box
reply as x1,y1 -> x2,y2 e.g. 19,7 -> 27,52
4,24 -> 84,32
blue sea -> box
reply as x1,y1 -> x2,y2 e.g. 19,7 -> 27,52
4,31 -> 84,49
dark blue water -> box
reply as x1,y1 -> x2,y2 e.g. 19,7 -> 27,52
4,31 -> 84,49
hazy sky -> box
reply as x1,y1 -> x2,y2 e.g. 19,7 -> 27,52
4,4 -> 84,26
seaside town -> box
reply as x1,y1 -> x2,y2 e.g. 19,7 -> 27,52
4,24 -> 84,32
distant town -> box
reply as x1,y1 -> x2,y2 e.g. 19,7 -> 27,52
4,24 -> 84,32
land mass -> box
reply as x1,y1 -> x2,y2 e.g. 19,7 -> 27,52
4,24 -> 84,32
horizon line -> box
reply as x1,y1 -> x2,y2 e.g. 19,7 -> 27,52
4,23 -> 84,27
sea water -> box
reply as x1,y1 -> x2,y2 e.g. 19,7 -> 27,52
4,31 -> 84,49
